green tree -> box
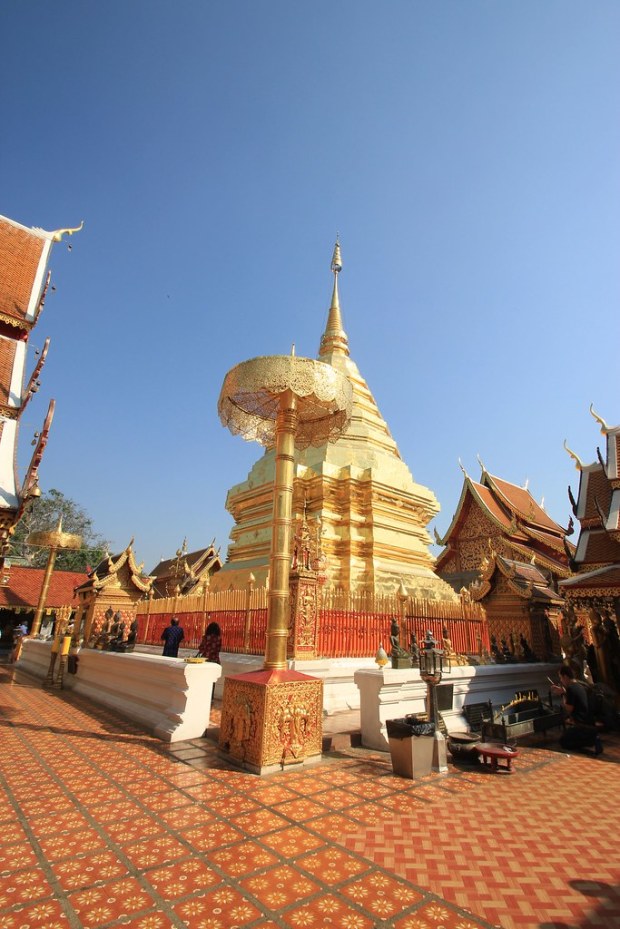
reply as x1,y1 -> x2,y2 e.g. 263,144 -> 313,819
8,489 -> 111,572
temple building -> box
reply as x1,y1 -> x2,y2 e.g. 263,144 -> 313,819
435,463 -> 573,659
74,541 -> 153,645
559,407 -> 620,690
212,243 -> 456,600
0,215 -> 81,565
149,539 -> 222,598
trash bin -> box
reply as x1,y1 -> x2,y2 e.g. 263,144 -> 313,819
386,716 -> 435,779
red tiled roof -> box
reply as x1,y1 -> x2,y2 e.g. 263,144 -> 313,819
0,566 -> 87,610
484,474 -> 566,534
469,481 -> 527,536
0,217 -> 46,323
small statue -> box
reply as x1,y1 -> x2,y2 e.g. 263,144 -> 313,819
389,617 -> 410,667
501,638 -> 514,663
490,634 -> 504,663
423,629 -> 436,651
519,634 -> 538,662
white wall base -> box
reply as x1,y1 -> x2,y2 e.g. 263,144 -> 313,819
355,662 -> 559,751
18,640 -> 221,742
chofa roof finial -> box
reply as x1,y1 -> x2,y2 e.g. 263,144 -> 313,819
563,439 -> 584,471
589,403 -> 610,434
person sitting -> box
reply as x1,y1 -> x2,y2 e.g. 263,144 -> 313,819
198,621 -> 222,664
551,664 -> 603,756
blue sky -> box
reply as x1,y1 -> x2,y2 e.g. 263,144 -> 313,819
2,2 -> 618,571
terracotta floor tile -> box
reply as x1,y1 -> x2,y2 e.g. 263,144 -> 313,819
240,863 -> 321,907
105,817 -> 165,843
156,805 -> 216,829
343,778 -> 399,800
392,901 -> 490,928
340,870 -> 424,919
304,813 -> 359,841
0,841 -> 38,874
210,840 -> 280,877
144,856 -> 222,900
67,876 -> 157,927
114,913 -> 177,929
172,885 -> 262,927
281,892 -> 376,929
259,825 -> 326,858
250,784 -> 301,805
51,850 -> 128,890
38,826 -> 107,861
230,807 -> 291,836
206,792 -> 262,816
162,769 -> 208,787
0,822 -> 27,845
0,866 -> 54,907
1,897 -> 68,928
296,846 -> 372,884
306,787 -> 359,811
91,799 -> 142,822
122,834 -> 190,868
274,797 -> 332,821
140,792 -> 194,812
181,821 -> 246,851
28,810 -> 91,838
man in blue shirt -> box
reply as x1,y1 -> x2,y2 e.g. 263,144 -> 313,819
161,617 -> 185,658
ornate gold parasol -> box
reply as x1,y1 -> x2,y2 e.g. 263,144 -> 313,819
217,351 -> 352,772
218,353 -> 352,671
28,520 -> 82,637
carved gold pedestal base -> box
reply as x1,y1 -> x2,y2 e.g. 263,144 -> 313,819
218,669 -> 323,776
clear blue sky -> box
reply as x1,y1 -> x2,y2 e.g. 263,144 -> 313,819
2,2 -> 618,572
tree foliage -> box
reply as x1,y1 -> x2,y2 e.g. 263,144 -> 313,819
8,489 -> 111,572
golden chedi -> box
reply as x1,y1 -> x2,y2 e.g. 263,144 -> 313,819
212,242 -> 456,601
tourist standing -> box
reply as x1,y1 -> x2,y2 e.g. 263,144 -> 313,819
198,621 -> 222,664
161,617 -> 185,658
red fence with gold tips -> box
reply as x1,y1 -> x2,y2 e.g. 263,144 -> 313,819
135,587 -> 489,659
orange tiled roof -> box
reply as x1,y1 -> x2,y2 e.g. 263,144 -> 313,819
561,563 -> 620,592
0,217 -> 46,323
484,474 -> 566,535
468,481 -> 527,536
0,565 -> 87,610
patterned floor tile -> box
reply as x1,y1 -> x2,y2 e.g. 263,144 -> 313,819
181,821 -> 246,850
0,867 -> 54,908
239,863 -> 322,907
38,826 -> 108,861
0,841 -> 39,874
273,797 -> 333,821
51,850 -> 128,890
258,825 -> 326,858
280,892 -> 376,928
340,870 -> 424,920
172,885 -> 262,927
67,876 -> 157,927
230,807 -> 292,836
305,813 -> 360,841
121,834 -> 190,869
210,840 -> 280,877
0,898 -> 68,928
144,856 -> 222,900
296,847 -> 372,884
392,900 -> 490,928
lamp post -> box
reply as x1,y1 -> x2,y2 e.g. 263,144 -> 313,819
419,630 -> 449,773
217,351 -> 352,773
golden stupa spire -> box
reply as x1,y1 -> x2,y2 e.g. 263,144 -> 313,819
319,238 -> 349,357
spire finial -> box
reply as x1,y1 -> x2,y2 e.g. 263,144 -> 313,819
319,238 -> 349,358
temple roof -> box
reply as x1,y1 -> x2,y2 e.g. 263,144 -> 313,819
0,215 -> 49,326
150,543 -> 222,597
560,562 -> 620,593
76,541 -> 153,595
567,409 -> 620,572
472,552 -> 563,604
0,566 -> 86,611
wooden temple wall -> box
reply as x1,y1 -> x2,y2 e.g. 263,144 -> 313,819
135,588 -> 489,659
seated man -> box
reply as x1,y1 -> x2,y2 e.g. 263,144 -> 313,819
551,664 -> 603,756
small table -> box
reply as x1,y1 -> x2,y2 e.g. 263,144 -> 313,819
476,742 -> 518,773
